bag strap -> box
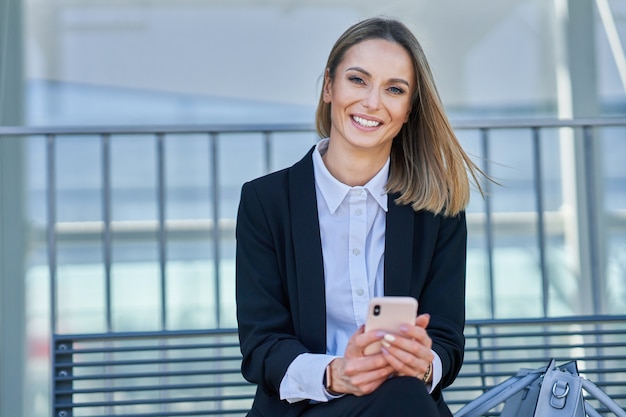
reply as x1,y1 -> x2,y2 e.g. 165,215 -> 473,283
581,378 -> 626,417
455,371 -> 542,417
585,401 -> 604,417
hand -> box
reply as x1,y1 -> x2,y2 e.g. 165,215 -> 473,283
377,314 -> 434,381
326,326 -> 395,396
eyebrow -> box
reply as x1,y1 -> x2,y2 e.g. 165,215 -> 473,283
345,66 -> 411,88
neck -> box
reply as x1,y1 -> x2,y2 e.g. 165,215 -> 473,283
322,140 -> 389,187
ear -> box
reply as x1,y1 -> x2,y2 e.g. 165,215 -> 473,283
322,68 -> 332,103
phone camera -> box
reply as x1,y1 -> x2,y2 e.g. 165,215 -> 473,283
373,305 -> 381,316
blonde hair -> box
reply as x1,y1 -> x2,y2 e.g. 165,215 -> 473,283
315,17 -> 484,217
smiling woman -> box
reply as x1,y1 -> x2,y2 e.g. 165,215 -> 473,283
235,17 -> 486,417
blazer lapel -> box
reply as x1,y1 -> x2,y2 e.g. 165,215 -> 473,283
384,195 -> 415,296
288,147 -> 327,353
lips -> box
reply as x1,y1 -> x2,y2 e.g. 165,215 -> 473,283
352,115 -> 381,128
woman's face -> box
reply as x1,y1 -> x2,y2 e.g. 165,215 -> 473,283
323,38 -> 415,157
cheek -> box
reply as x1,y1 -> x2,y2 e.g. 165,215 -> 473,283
392,104 -> 412,122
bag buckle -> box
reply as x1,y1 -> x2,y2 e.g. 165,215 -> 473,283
550,380 -> 570,409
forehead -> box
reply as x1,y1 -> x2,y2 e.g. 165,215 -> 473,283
339,38 -> 415,81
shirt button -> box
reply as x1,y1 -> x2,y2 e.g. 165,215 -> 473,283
356,289 -> 364,296
355,189 -> 362,196
352,248 -> 361,256
298,385 -> 304,392
355,209 -> 363,216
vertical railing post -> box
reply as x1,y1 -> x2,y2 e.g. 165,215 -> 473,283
582,125 -> 604,314
210,132 -> 221,327
480,128 -> 496,318
263,131 -> 272,174
46,133 -> 61,417
156,132 -> 169,414
156,133 -> 168,330
101,133 -> 113,333
532,127 -> 549,317
47,134 -> 58,333
100,133 -> 115,414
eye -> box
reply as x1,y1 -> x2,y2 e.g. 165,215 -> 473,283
388,86 -> 406,95
348,75 -> 365,85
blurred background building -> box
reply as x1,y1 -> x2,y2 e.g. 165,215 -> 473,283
1,0 -> 625,416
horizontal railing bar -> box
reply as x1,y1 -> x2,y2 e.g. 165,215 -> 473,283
56,381 -> 254,395
54,342 -> 240,355
454,367 -> 626,379
452,117 -> 626,129
464,342 -> 626,351
0,123 -> 315,136
54,368 -> 244,381
54,327 -> 239,342
461,355 -> 626,365
3,117 -> 626,137
444,374 -> 626,392
54,355 -> 243,368
464,315 -> 626,327
55,393 -> 255,408
467,325 -> 626,335
52,409 -> 251,417
466,331 -> 626,341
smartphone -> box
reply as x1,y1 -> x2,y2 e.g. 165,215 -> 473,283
363,296 -> 418,355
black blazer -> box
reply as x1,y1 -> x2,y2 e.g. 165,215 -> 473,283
236,147 -> 466,417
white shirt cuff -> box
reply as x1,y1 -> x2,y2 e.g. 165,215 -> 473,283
425,350 -> 443,394
279,353 -> 338,403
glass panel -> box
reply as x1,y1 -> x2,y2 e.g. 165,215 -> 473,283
110,134 -> 161,331
54,135 -> 107,332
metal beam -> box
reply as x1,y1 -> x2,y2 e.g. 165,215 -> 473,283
0,0 -> 26,416
553,0 -> 605,314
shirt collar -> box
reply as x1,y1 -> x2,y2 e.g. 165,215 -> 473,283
312,138 -> 389,214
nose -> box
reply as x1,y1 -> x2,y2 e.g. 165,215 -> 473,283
363,88 -> 381,110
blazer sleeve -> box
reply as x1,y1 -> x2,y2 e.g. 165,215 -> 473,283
235,180 -> 310,396
419,211 -> 467,390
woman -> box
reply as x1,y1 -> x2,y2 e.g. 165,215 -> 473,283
236,16 -> 483,417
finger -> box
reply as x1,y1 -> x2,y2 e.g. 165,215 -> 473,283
347,361 -> 394,385
336,357 -> 394,395
345,325 -> 374,357
343,352 -> 392,376
347,330 -> 385,357
399,323 -> 432,350
381,346 -> 431,378
414,313 -> 430,329
381,332 -> 434,364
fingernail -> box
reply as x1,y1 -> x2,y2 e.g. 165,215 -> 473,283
375,331 -> 386,338
384,334 -> 396,342
381,339 -> 391,348
400,325 -> 409,332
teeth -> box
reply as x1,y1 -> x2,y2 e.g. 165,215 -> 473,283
353,116 -> 380,128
